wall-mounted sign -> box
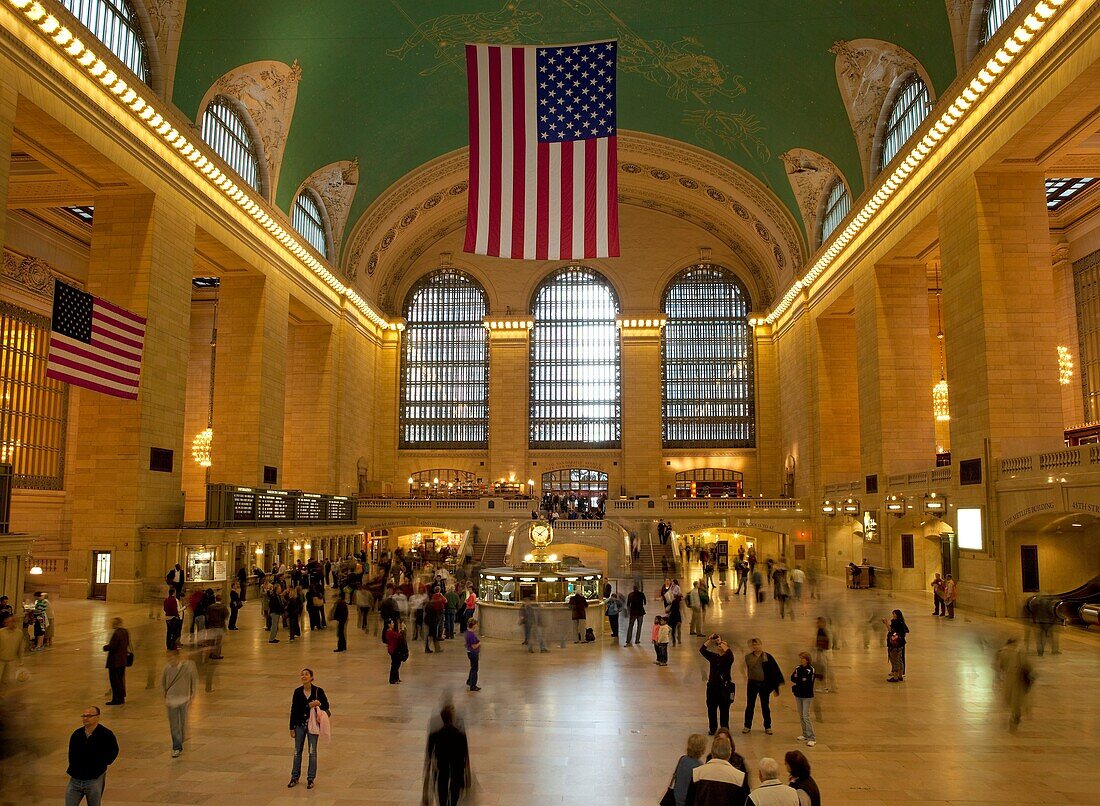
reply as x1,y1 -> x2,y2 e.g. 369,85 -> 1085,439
957,507 -> 984,550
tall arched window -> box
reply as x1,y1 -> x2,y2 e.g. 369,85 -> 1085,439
61,0 -> 150,83
979,0 -> 1022,48
530,267 -> 621,448
292,190 -> 330,258
879,74 -> 932,172
400,270 -> 489,448
200,96 -> 263,194
818,177 -> 850,246
662,265 -> 754,447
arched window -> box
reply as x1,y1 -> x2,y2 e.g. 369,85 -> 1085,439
61,0 -> 149,83
541,468 -> 609,494
400,270 -> 489,448
662,265 -> 754,447
879,74 -> 932,172
530,267 -> 620,447
200,96 -> 263,194
292,190 -> 330,258
675,469 -> 744,499
979,0 -> 1022,48
818,177 -> 850,246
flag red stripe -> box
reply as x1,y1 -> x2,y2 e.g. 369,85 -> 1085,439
47,352 -> 140,388
46,368 -> 137,400
94,306 -> 145,338
464,44 -> 480,254
559,140 -> 573,260
51,339 -> 141,375
584,138 -> 598,258
91,324 -> 143,352
510,47 -> 526,260
486,47 -> 503,256
93,295 -> 146,326
607,136 -> 620,257
536,140 -> 550,260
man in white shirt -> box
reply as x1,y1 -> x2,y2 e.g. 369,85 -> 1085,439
160,647 -> 198,758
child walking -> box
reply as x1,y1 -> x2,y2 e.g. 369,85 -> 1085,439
653,616 -> 670,666
790,651 -> 817,746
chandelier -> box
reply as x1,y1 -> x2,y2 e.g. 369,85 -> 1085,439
191,428 -> 213,467
933,378 -> 950,422
1058,346 -> 1074,386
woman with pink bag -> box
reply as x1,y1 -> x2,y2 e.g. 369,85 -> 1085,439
287,668 -> 330,790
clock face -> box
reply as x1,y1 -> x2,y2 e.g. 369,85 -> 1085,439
529,521 -> 553,548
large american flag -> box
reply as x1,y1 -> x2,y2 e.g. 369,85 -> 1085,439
465,40 -> 619,261
47,280 -> 146,400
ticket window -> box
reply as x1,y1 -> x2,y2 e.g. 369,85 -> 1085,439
187,549 -> 215,583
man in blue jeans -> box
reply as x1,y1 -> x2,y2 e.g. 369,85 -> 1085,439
465,618 -> 482,691
66,706 -> 119,805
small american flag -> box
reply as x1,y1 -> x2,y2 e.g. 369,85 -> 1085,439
465,40 -> 619,261
47,280 -> 146,400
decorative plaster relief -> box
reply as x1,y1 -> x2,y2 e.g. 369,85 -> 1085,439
297,160 -> 360,263
140,0 -> 188,97
830,39 -> 928,184
200,60 -> 302,200
779,149 -> 848,246
944,1 -> 986,71
2,249 -> 65,297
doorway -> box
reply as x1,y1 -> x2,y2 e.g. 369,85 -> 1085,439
91,551 -> 111,600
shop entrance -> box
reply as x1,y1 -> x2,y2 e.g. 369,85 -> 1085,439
91,551 -> 111,599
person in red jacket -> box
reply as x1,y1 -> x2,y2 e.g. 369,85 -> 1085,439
386,623 -> 408,684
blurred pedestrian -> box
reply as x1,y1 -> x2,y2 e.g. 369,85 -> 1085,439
423,704 -> 471,806
205,595 -> 228,659
0,614 -> 24,684
332,592 -> 349,652
66,706 -> 118,806
943,575 -> 957,619
102,618 -> 130,705
386,623 -> 408,684
930,573 -> 946,616
569,589 -> 588,643
996,638 -> 1034,732
160,647 -> 197,758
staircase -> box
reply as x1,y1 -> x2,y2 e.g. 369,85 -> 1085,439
478,530 -> 510,568
631,530 -> 677,580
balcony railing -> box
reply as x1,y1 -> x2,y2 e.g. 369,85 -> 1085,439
1000,444 -> 1100,479
358,497 -> 805,516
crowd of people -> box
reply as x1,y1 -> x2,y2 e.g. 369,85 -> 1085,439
539,491 -> 608,520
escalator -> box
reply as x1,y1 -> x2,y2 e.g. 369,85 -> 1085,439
1026,575 -> 1100,624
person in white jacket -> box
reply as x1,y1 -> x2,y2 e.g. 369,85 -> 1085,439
748,757 -> 799,805
160,647 -> 198,758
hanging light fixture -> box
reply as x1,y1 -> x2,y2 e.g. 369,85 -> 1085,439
933,263 -> 950,422
191,427 -> 213,467
1058,346 -> 1074,385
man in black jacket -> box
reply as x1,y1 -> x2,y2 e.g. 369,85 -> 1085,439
743,637 -> 783,735
332,592 -> 350,652
625,585 -> 646,646
66,706 -> 119,804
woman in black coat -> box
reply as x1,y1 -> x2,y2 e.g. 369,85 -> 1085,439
288,668 -> 330,789
883,609 -> 910,682
699,634 -> 735,735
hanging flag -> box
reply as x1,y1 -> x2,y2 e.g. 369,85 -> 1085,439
46,280 -> 146,400
465,40 -> 619,261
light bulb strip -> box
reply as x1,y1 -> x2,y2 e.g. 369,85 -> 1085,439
5,0 -> 398,332
761,0 -> 1074,327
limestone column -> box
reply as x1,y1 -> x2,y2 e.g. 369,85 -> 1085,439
0,79 -> 15,246
752,321 -> 782,498
282,320 -> 336,492
1051,242 -> 1083,427
63,192 -> 196,602
618,319 -> 662,498
486,319 -> 531,486
939,171 -> 1062,461
777,311 -> 817,500
814,315 -> 860,485
210,272 -> 289,487
855,261 -> 936,478
333,314 -> 379,496
373,326 -> 401,493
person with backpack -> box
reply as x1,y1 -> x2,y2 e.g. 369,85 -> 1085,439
386,622 -> 409,684
605,591 -> 623,641
882,609 -> 910,682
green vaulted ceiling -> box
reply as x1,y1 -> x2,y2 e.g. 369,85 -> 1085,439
172,1 -> 958,248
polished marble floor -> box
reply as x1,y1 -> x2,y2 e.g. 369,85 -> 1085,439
1,574 -> 1098,805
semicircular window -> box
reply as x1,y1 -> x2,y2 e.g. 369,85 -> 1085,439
292,189 -> 329,258
400,270 -> 489,448
200,96 -> 262,194
819,177 -> 850,246
60,0 -> 150,83
879,74 -> 932,172
662,265 -> 754,447
979,0 -> 1023,49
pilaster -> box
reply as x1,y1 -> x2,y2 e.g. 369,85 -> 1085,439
283,320 -> 336,492
486,317 -> 531,483
333,315 -> 379,495
939,171 -> 1063,461
210,272 -> 289,487
63,191 -> 195,602
0,78 -> 14,247
814,314 -> 861,485
618,317 -> 663,497
374,326 -> 401,491
855,261 -> 935,477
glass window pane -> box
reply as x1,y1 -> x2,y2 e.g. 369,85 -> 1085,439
529,268 -> 621,448
400,271 -> 489,447
980,0 -> 1023,48
60,0 -> 149,83
662,265 -> 755,447
200,96 -> 262,194
292,191 -> 328,258
820,178 -> 850,244
880,75 -> 931,171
